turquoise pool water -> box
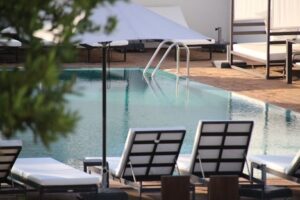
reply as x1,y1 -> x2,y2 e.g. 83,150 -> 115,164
16,68 -> 300,168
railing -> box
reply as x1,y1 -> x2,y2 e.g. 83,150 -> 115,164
143,40 -> 190,77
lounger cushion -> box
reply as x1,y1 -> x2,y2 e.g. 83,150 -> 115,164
248,155 -> 294,174
0,38 -> 21,47
11,158 -> 100,186
233,42 -> 300,61
249,150 -> 300,175
177,154 -> 191,174
106,157 -> 121,176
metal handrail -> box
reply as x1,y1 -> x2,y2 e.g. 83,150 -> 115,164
143,40 -> 190,77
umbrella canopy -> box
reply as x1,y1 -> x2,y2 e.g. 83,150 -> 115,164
77,1 -> 209,44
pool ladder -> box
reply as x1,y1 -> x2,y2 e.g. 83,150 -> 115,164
143,40 -> 190,77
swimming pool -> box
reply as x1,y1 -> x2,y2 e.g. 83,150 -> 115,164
16,68 -> 300,168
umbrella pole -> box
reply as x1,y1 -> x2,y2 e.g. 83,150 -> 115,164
102,42 -> 109,188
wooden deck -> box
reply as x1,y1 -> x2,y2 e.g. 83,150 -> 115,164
5,178 -> 300,199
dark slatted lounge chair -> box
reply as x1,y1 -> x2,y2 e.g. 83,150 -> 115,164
0,140 -> 24,194
177,120 -> 254,182
89,127 -> 186,199
177,121 -> 293,199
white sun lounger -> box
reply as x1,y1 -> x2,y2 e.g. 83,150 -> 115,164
248,151 -> 300,183
11,157 -> 99,198
87,127 -> 186,199
177,120 -> 254,182
230,0 -> 300,82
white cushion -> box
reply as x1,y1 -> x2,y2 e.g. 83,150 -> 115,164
11,158 -> 100,186
270,28 -> 298,41
248,150 -> 300,175
106,157 -> 121,176
0,38 -> 21,47
248,154 -> 293,174
233,42 -> 300,61
177,154 -> 191,174
1,27 -> 17,34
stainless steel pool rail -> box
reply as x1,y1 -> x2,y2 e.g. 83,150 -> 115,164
143,40 -> 190,77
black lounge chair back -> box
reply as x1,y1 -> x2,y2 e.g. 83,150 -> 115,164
189,121 -> 253,179
0,140 -> 22,183
118,127 -> 186,182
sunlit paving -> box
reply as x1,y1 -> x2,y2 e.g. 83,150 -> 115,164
1,0 -> 300,200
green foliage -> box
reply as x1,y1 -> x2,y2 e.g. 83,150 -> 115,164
0,0 -> 119,147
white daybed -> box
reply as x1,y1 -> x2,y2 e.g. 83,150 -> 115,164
233,42 -> 300,62
230,0 -> 300,83
11,157 -> 99,198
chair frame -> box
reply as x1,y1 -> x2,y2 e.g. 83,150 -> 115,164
229,0 -> 300,83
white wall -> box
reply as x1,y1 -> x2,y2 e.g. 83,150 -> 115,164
132,0 -> 231,41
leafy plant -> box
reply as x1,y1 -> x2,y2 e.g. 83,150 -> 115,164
0,0 -> 119,147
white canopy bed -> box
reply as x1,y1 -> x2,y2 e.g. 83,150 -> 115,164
229,0 -> 300,83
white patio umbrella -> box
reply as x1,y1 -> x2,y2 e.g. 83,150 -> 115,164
77,1 -> 208,43
75,1 -> 212,188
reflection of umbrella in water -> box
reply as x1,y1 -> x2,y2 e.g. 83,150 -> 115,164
40,1 -> 211,188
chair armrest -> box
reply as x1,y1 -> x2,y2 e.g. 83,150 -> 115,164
83,157 -> 109,173
250,162 -> 267,185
